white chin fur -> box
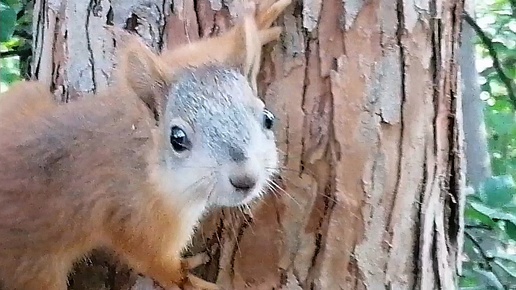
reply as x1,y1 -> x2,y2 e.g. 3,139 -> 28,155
208,180 -> 266,207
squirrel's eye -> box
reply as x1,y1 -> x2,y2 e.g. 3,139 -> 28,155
170,126 -> 190,152
262,109 -> 275,130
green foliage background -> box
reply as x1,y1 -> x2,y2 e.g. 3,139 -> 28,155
0,0 -> 30,92
461,1 -> 516,289
0,0 -> 515,289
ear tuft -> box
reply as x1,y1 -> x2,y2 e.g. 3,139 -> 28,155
231,4 -> 262,94
154,0 -> 290,97
231,0 -> 290,93
256,0 -> 291,31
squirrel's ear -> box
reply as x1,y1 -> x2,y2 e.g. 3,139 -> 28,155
255,0 -> 291,32
232,4 -> 262,95
232,0 -> 290,93
113,30 -> 169,123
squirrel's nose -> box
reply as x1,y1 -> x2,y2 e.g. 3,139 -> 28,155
229,174 -> 257,192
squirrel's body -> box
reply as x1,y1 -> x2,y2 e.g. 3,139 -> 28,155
0,1 -> 290,289
0,81 -> 57,122
0,66 -> 275,290
0,81 -> 182,289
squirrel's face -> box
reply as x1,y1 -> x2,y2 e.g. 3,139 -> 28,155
155,66 -> 279,209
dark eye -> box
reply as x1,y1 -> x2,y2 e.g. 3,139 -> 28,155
170,126 -> 190,152
262,109 -> 275,130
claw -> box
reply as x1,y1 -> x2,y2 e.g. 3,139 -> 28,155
182,253 -> 210,270
185,273 -> 219,290
170,253 -> 218,290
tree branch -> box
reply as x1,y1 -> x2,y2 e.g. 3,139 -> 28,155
14,29 -> 32,40
509,0 -> 516,17
465,224 -> 492,231
0,48 -> 31,59
463,12 -> 516,110
16,1 -> 28,20
464,231 -> 510,290
464,231 -> 492,270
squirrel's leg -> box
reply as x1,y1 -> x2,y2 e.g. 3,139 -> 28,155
107,208 -> 218,289
109,234 -> 186,288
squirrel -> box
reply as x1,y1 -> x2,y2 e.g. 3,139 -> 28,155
0,80 -> 58,123
0,0 -> 290,289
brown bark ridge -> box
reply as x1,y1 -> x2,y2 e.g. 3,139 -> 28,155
30,0 -> 466,289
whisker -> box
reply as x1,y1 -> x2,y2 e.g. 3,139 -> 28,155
213,205 -> 223,247
180,178 -> 209,208
205,173 -> 216,202
227,211 -> 242,257
184,174 -> 211,193
267,167 -> 298,173
319,192 -> 339,204
266,168 -> 341,204
269,180 -> 302,207
275,166 -> 318,177
266,183 -> 283,201
180,173 -> 216,209
238,205 -> 256,235
244,204 -> 252,215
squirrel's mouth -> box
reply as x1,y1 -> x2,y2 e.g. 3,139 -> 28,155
207,173 -> 271,208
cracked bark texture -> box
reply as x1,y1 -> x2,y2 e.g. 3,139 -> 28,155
31,0 -> 466,289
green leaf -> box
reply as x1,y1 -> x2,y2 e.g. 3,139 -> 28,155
506,221 -> 516,240
473,269 -> 505,290
489,113 -> 515,136
493,259 -> 516,278
465,203 -> 498,227
490,98 -> 513,113
493,253 -> 516,264
0,0 -> 22,12
460,268 -> 482,288
0,56 -> 20,86
479,175 -> 516,208
469,201 -> 516,225
507,65 -> 516,80
0,3 -> 17,42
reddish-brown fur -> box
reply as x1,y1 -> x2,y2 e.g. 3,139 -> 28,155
0,80 -> 58,122
0,1 -> 290,289
0,85 -> 178,288
158,0 -> 291,94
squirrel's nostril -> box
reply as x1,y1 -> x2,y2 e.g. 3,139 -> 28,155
229,175 -> 256,192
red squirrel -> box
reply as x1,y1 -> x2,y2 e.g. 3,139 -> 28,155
0,0 -> 290,289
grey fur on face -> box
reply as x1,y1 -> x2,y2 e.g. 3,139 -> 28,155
167,66 -> 259,162
157,64 -> 278,208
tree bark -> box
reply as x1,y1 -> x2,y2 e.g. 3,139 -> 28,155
31,0 -> 466,289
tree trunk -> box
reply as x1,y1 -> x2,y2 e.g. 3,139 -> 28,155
459,3 -> 492,189
31,0 -> 466,289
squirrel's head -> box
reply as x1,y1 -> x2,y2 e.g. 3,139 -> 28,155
114,19 -> 279,209
159,66 -> 278,207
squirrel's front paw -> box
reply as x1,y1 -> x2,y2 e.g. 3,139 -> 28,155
183,273 -> 220,290
182,253 -> 211,270
169,273 -> 219,290
169,253 -> 218,290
